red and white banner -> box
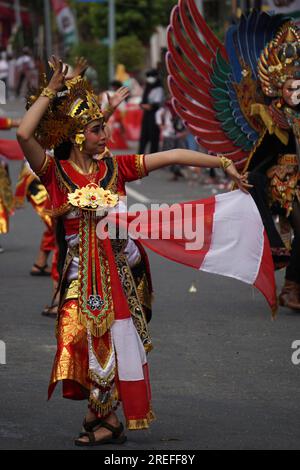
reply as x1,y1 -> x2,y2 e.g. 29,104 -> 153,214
51,0 -> 77,45
105,190 -> 277,313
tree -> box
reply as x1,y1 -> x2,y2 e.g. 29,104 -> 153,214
114,36 -> 145,73
68,42 -> 109,90
69,0 -> 176,45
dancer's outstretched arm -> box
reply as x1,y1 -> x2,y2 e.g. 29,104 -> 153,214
144,149 -> 252,193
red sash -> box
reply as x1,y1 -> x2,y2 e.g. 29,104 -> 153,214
62,161 -> 131,337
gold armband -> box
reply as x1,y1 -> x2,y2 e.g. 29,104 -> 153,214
105,104 -> 115,115
40,87 -> 57,100
219,155 -> 233,172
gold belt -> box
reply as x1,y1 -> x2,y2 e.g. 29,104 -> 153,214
278,154 -> 299,166
64,279 -> 79,302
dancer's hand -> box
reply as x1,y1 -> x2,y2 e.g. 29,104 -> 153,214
69,56 -> 88,79
47,56 -> 69,92
107,86 -> 130,110
225,163 -> 253,193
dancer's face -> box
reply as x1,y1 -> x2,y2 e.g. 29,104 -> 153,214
83,120 -> 107,155
282,78 -> 300,107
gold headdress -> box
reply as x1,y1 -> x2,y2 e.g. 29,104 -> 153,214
258,22 -> 300,97
27,76 -> 103,150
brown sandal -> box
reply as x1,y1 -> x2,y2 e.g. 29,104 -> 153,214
74,422 -> 127,446
78,417 -> 103,437
30,263 -> 51,277
41,303 -> 58,317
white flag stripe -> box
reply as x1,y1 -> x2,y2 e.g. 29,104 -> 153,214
111,318 -> 147,381
201,190 -> 264,284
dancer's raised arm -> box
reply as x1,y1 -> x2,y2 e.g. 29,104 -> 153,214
17,56 -> 68,173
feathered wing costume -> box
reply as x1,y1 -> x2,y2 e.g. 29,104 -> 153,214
166,0 -> 300,310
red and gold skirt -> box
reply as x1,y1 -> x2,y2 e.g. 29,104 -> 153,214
48,295 -> 155,430
0,197 -> 9,234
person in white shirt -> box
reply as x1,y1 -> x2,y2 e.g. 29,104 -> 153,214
16,47 -> 35,97
0,51 -> 9,90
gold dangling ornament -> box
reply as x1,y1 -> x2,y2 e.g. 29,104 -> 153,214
75,132 -> 86,152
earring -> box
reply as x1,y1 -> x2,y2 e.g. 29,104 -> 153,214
75,133 -> 85,152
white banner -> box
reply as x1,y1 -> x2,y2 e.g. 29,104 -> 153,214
56,6 -> 76,35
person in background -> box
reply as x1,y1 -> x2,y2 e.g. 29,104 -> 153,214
138,69 -> 164,154
0,155 -> 13,253
0,50 -> 9,91
15,47 -> 35,97
156,99 -> 187,180
100,80 -> 129,150
115,64 -> 142,102
7,52 -> 17,100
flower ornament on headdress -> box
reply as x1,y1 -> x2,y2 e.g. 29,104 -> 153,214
258,22 -> 300,98
26,76 -> 103,150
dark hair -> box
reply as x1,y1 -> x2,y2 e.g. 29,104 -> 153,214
110,79 -> 123,88
54,140 -> 72,160
146,68 -> 158,77
55,217 -> 68,281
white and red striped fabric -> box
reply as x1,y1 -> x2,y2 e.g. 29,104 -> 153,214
106,190 -> 277,313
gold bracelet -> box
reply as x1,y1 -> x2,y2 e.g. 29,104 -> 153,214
219,155 -> 232,172
105,104 -> 114,114
40,87 -> 57,100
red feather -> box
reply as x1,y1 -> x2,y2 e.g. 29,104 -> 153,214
166,58 -> 215,116
178,0 -> 215,64
166,0 -> 249,167
171,97 -> 224,130
167,32 -> 211,93
186,0 -> 228,59
171,9 -> 211,83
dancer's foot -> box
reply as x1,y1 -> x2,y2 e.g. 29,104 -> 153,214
279,280 -> 300,311
41,303 -> 58,317
30,263 -> 51,276
75,412 -> 126,446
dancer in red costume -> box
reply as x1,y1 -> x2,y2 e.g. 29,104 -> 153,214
17,56 -> 250,446
0,117 -> 21,252
100,81 -> 129,150
15,160 -> 56,276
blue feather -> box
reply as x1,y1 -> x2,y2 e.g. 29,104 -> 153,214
227,82 -> 259,142
248,10 -> 259,77
254,12 -> 272,60
264,14 -> 288,46
237,15 -> 250,75
225,25 -> 242,83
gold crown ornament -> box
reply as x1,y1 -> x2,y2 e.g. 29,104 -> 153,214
27,76 -> 103,150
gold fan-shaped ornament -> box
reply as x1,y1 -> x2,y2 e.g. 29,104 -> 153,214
67,183 -> 118,210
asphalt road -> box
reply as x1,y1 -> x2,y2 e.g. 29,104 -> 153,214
1,100 -> 300,450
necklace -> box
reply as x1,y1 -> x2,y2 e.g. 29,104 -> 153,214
69,159 -> 98,175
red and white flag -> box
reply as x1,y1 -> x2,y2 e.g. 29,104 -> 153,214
106,190 -> 277,314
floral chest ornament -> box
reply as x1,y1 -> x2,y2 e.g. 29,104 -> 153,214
67,183 -> 118,213
67,183 -> 119,337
